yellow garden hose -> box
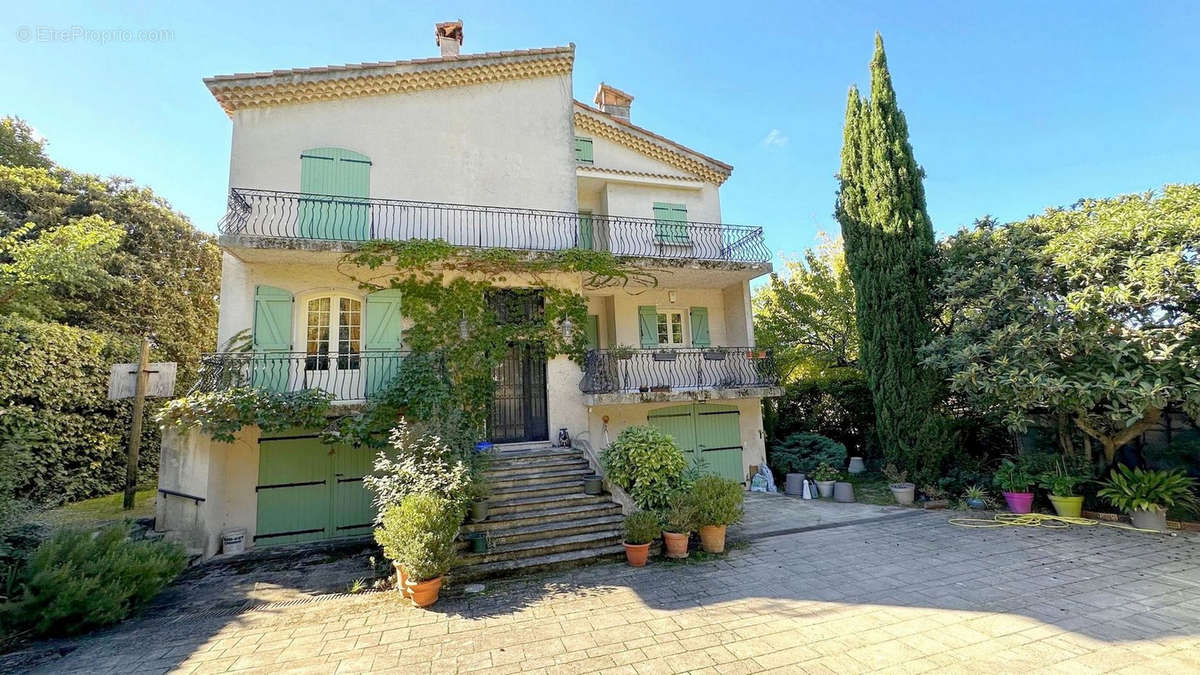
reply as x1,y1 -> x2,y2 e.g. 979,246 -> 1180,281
947,511 -> 1174,534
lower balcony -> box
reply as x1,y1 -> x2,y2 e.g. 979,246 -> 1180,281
579,348 -> 782,405
190,350 -> 422,404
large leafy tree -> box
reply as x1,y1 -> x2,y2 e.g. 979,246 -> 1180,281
753,236 -> 858,381
835,35 -> 939,475
922,185 -> 1200,466
0,116 -> 220,384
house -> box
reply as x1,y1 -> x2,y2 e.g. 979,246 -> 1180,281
156,22 -> 781,566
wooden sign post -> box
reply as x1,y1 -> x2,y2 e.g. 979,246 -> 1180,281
108,338 -> 176,511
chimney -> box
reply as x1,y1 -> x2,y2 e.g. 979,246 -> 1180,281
594,83 -> 634,121
435,20 -> 463,57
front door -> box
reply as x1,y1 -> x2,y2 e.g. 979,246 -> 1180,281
489,342 -> 549,443
648,404 -> 745,483
255,434 -> 375,546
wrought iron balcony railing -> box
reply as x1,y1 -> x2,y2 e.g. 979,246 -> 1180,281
579,348 -> 778,395
190,350 -> 430,403
219,188 -> 771,263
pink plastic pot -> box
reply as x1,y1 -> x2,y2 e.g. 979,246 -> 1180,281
1003,491 -> 1034,514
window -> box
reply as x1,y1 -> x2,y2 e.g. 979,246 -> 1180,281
656,310 -> 686,346
652,202 -> 689,244
573,137 -> 594,164
305,296 -> 361,370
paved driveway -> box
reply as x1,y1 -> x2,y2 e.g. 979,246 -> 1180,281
15,510 -> 1200,674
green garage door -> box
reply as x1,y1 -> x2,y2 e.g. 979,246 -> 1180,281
256,434 -> 375,546
648,403 -> 744,483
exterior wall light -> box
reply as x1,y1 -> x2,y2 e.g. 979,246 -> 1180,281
560,316 -> 574,340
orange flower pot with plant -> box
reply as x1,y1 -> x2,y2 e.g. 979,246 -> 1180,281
690,475 -> 744,554
622,511 -> 660,567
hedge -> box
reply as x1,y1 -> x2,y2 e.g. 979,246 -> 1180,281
0,316 -> 159,506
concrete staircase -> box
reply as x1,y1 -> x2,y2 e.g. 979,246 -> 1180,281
452,443 -> 626,581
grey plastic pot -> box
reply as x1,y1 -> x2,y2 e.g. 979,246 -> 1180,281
469,500 -> 489,522
833,481 -> 856,503
889,482 -> 915,505
785,473 -> 807,495
584,475 -> 604,495
1130,507 -> 1168,532
815,480 -> 836,498
847,457 -> 866,474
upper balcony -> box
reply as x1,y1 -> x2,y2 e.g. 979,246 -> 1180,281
217,188 -> 771,265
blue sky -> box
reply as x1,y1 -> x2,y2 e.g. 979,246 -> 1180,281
4,1 -> 1199,266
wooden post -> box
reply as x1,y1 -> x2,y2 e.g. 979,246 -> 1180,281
124,336 -> 151,510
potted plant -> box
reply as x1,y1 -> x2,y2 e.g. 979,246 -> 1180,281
622,510 -> 660,566
690,475 -> 744,553
650,384 -> 671,393
653,350 -> 677,362
611,344 -> 635,360
702,348 -> 727,361
812,463 -> 839,498
374,493 -> 460,608
1038,459 -> 1089,518
884,463 -> 915,506
963,485 -> 989,510
661,492 -> 698,559
1097,465 -> 1199,532
468,480 -> 491,522
993,458 -> 1036,514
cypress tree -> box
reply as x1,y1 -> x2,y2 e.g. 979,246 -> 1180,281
835,34 -> 939,478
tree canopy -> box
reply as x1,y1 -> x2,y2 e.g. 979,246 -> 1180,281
922,185 -> 1200,465
753,236 -> 858,381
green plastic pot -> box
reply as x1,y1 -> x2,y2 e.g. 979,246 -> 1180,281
1048,494 -> 1083,518
466,532 -> 488,553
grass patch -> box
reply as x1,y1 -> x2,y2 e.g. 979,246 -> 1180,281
843,472 -> 894,506
31,486 -> 157,529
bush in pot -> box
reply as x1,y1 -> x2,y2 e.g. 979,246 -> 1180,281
963,485 -> 989,510
992,458 -> 1036,513
600,425 -> 687,510
467,479 -> 491,522
1038,459 -> 1089,518
884,463 -> 915,505
811,463 -> 840,498
374,493 -> 461,607
690,475 -> 744,553
1097,465 -> 1199,532
661,491 -> 699,559
622,511 -> 661,567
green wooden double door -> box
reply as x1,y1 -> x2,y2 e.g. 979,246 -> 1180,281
255,434 -> 375,546
648,403 -> 745,483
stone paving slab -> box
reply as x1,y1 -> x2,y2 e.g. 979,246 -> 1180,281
730,492 -> 913,542
8,511 -> 1200,673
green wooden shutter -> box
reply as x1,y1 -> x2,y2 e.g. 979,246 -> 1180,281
253,285 -> 293,393
648,405 -> 699,468
578,211 -> 594,250
653,202 -> 689,244
299,147 -> 371,241
364,289 -> 403,396
695,405 -> 744,482
574,137 -> 593,164
585,315 -> 600,351
256,437 -> 332,545
689,307 -> 710,347
638,305 -> 658,348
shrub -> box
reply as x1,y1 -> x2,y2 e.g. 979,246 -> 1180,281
811,463 -> 840,482
1038,458 -> 1091,497
600,425 -> 687,510
623,511 -> 661,545
661,491 -> 699,533
690,475 -> 744,527
374,493 -> 460,582
992,457 -> 1036,493
767,432 -> 847,479
2,524 -> 186,636
1097,465 -> 1200,515
363,419 -> 473,518
155,386 -> 333,443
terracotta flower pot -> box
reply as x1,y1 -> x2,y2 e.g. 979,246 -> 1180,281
623,541 -> 651,567
1003,491 -> 1034,514
662,531 -> 690,558
393,562 -> 411,599
405,575 -> 444,607
1048,495 -> 1083,518
699,525 -> 726,553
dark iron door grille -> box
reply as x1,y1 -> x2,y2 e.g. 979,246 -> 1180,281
489,342 -> 549,444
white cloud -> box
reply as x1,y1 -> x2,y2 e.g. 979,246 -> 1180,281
761,128 -> 789,148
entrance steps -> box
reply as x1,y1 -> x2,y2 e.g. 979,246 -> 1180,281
452,443 -> 627,582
